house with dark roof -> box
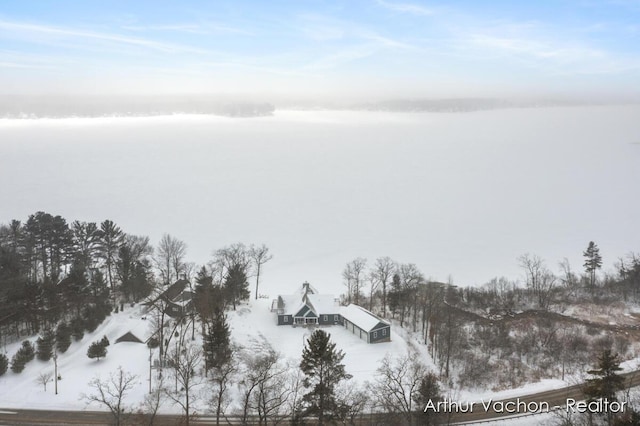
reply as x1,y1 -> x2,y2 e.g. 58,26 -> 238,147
115,331 -> 143,344
145,278 -> 194,318
272,282 -> 390,343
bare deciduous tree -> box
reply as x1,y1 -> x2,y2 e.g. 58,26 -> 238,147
372,257 -> 395,317
249,244 -> 273,300
239,343 -> 290,425
156,234 -> 187,286
366,271 -> 379,312
335,383 -> 369,425
82,367 -> 139,426
135,373 -> 167,426
518,253 -> 556,309
210,347 -> 237,426
372,348 -> 429,426
342,258 -> 367,305
37,372 -> 52,392
165,344 -> 202,426
212,243 -> 251,285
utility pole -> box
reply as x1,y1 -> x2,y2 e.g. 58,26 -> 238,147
149,346 -> 153,393
53,350 -> 58,395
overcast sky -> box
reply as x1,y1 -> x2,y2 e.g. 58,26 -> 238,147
1,0 -> 640,99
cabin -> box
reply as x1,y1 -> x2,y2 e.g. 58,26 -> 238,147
145,279 -> 194,318
341,304 -> 391,343
272,282 -> 390,343
272,282 -> 341,326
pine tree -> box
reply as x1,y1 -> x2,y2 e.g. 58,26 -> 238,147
56,322 -> 72,353
413,373 -> 442,425
10,341 -> 35,373
36,329 -> 55,361
203,309 -> 231,373
195,266 -> 220,322
10,352 -> 26,373
21,340 -> 35,361
583,241 -> 603,289
100,335 -> 110,347
87,340 -> 107,361
585,349 -> 625,402
70,317 -> 85,341
223,263 -> 249,310
300,329 -> 352,425
0,353 -> 8,376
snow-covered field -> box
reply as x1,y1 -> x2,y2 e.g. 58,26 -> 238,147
0,297 -> 428,414
0,304 -> 154,411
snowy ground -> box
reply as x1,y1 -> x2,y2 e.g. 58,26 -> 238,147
2,297 -> 640,425
0,304 -> 154,412
0,297 -> 429,414
228,297 -> 434,386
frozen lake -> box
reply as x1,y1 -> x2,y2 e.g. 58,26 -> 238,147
1,106 -> 639,295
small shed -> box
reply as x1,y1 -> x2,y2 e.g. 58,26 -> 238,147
115,331 -> 143,344
341,304 -> 391,343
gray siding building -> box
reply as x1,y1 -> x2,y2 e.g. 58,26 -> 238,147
272,283 -> 390,343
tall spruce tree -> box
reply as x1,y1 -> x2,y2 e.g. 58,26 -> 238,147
203,309 -> 231,373
300,329 -> 352,425
223,263 -> 249,310
583,241 -> 603,289
36,329 -> 55,361
585,349 -> 625,403
55,321 -> 72,353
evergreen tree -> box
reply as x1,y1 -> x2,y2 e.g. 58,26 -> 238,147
223,263 -> 249,310
100,335 -> 110,347
585,349 -> 625,402
87,340 -> 107,361
0,353 -> 8,376
70,317 -> 85,341
10,341 -> 35,373
96,219 -> 124,292
56,321 -> 72,353
10,351 -> 26,373
300,329 -> 352,425
203,309 -> 231,373
195,266 -> 222,323
413,373 -> 442,425
21,340 -> 35,361
583,241 -> 603,289
36,329 -> 55,361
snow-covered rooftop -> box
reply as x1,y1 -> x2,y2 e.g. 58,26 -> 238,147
278,282 -> 338,316
341,304 -> 389,332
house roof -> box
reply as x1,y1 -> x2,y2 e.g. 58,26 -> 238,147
163,279 -> 189,301
145,279 -> 191,307
341,304 -> 390,332
115,331 -> 143,344
278,282 -> 339,316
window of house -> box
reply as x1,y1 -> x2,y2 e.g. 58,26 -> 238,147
382,328 -> 386,336
283,316 -> 288,323
373,331 -> 378,338
323,315 -> 328,322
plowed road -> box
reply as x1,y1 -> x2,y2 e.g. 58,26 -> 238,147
2,371 -> 640,425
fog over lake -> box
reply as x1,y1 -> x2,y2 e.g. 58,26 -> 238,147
1,106 -> 639,294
